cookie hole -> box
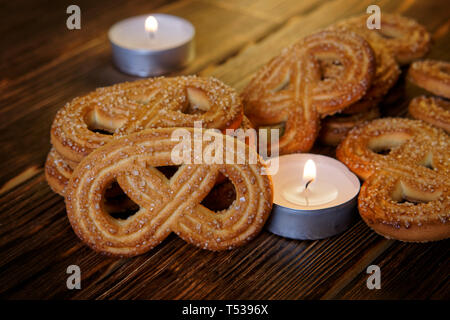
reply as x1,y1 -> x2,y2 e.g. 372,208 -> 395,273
85,109 -> 126,135
396,197 -> 426,205
155,166 -> 180,179
89,128 -> 114,135
181,87 -> 211,115
376,31 -> 395,39
375,26 -> 398,39
368,132 -> 412,156
129,89 -> 158,104
420,160 -> 434,170
391,181 -> 441,205
373,148 -> 392,155
259,122 -> 286,139
103,181 -> 139,220
271,72 -> 290,92
201,177 -> 237,212
439,65 -> 450,75
319,59 -> 343,80
419,153 -> 434,170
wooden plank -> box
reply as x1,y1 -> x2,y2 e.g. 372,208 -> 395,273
319,239 -> 392,299
331,241 -> 450,299
0,0 -> 448,300
202,0 -> 450,92
1,0 -> 175,83
0,0 -> 275,117
0,0 -> 338,191
0,166 -> 40,195
0,174 -> 390,299
0,0 -> 276,187
164,0 -> 277,73
199,0 -> 450,300
204,0 -> 325,22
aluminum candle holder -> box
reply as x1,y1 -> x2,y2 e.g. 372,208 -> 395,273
108,14 -> 195,77
266,154 -> 360,240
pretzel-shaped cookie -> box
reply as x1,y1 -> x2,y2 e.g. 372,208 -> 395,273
45,147 -> 72,196
242,30 -> 375,154
329,20 -> 400,114
51,76 -> 243,163
65,128 -> 273,256
407,60 -> 450,133
408,60 -> 450,99
375,14 -> 431,65
46,116 -> 255,197
409,96 -> 450,133
332,14 -> 430,66
337,118 -> 450,242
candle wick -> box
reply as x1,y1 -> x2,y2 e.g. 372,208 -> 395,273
148,31 -> 155,39
304,179 -> 313,206
304,179 -> 313,190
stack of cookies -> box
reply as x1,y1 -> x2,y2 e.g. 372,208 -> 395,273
45,76 -> 274,256
46,76 -> 244,196
408,59 -> 450,133
239,13 -> 449,242
46,13 -> 448,252
319,14 -> 432,146
242,14 -> 431,150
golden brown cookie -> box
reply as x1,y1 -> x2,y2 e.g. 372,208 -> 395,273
242,30 -> 375,154
337,118 -> 449,242
51,76 -> 243,163
332,14 -> 431,65
408,60 -> 450,99
65,127 -> 273,256
409,96 -> 450,133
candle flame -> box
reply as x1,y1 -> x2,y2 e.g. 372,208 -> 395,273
303,159 -> 316,181
145,16 -> 158,33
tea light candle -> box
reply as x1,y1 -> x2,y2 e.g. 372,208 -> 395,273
266,154 -> 360,240
282,159 -> 339,206
108,14 -> 195,77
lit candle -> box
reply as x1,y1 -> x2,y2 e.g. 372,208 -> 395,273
108,14 -> 195,77
145,16 -> 158,39
282,159 -> 338,206
266,154 -> 360,240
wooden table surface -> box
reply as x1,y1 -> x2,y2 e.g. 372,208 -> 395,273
1,0 -> 449,300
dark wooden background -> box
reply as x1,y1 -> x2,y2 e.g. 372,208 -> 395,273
0,0 -> 449,299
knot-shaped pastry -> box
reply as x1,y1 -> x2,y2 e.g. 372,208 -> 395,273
331,14 -> 430,65
46,116 -> 255,197
65,128 -> 273,256
242,30 -> 375,154
45,147 -> 73,195
407,60 -> 450,133
408,96 -> 450,133
51,76 -> 243,163
337,118 -> 450,242
408,60 -> 450,99
328,16 -> 402,114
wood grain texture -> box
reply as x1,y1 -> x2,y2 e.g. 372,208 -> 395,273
0,0 -> 449,300
0,0 -> 278,185
203,0 -> 450,91
205,0 -> 325,22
